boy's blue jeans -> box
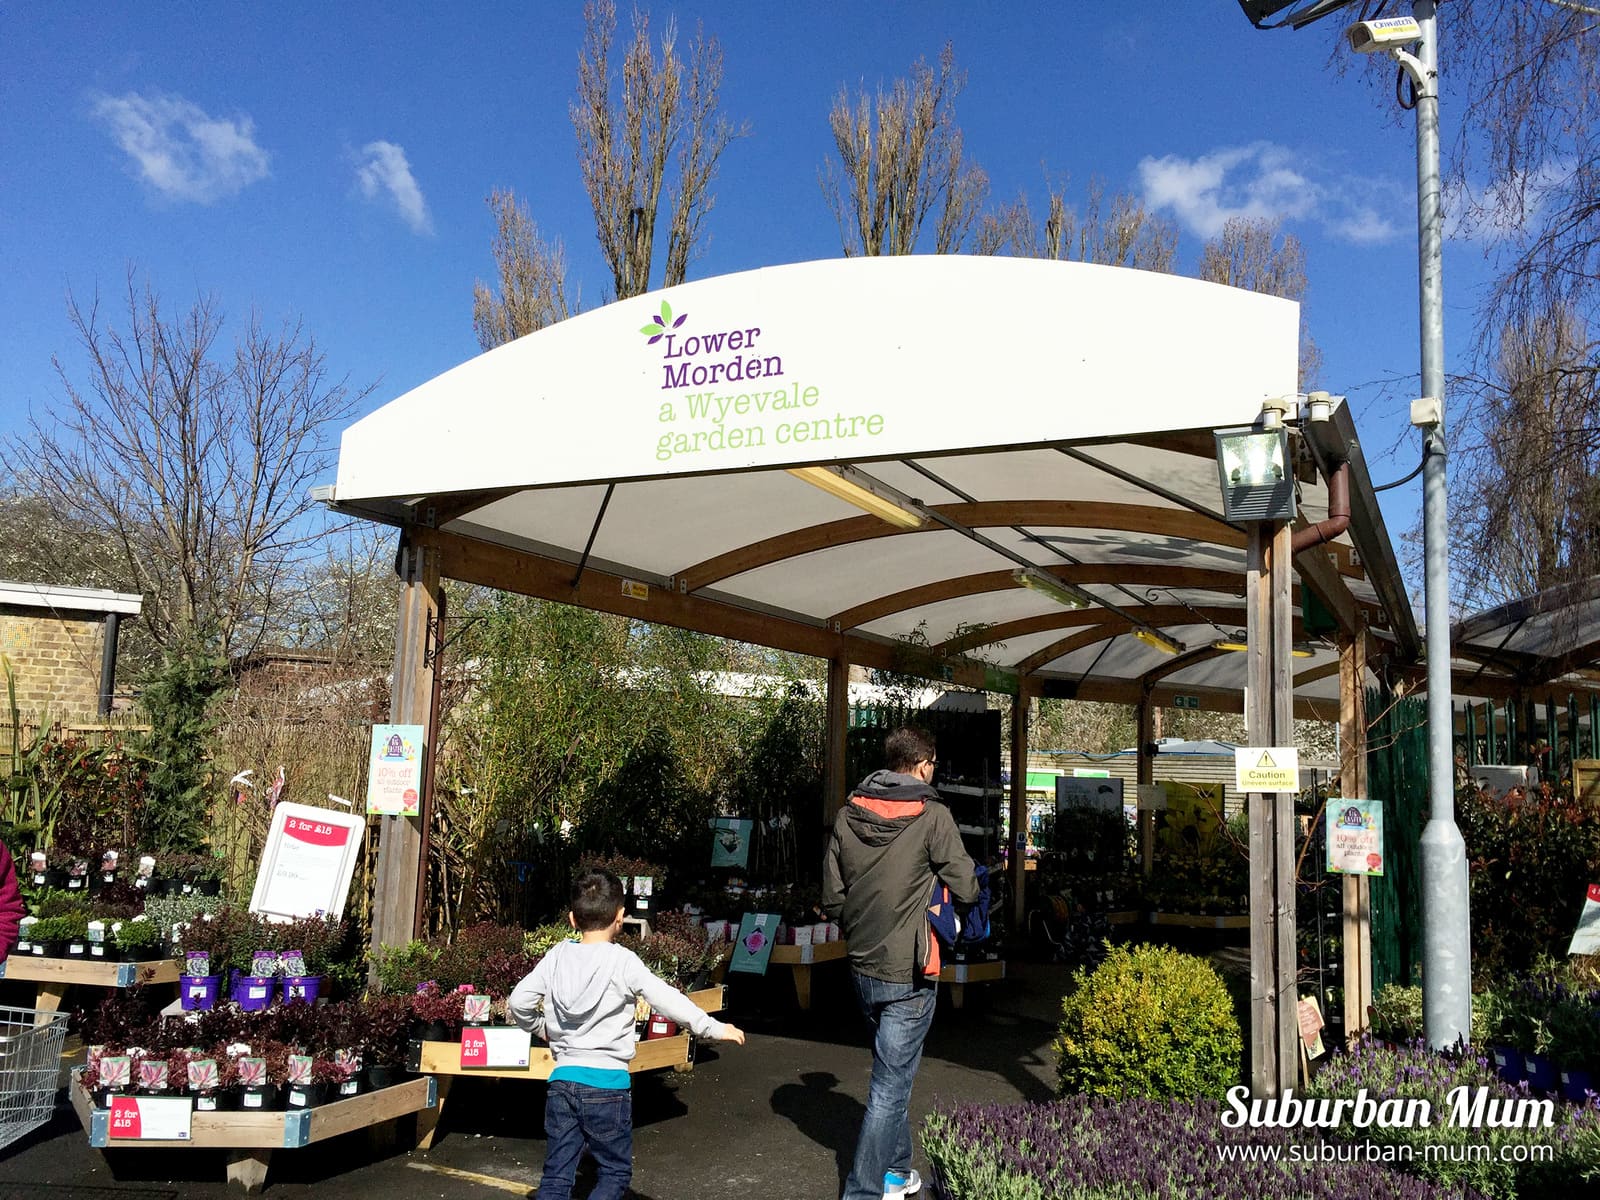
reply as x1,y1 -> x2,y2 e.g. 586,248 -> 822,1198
536,1079 -> 632,1200
842,971 -> 937,1200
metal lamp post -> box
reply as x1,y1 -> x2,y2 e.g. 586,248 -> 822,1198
1237,0 -> 1472,1047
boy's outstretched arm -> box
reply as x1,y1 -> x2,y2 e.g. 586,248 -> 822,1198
622,955 -> 745,1044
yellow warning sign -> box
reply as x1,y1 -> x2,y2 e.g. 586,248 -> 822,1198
1234,746 -> 1300,792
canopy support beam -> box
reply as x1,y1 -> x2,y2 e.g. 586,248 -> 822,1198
370,533 -> 443,963
1340,622 -> 1373,1046
1009,679 -> 1036,935
1247,520 -> 1298,1097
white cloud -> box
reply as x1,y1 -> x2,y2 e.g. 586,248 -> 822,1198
354,141 -> 432,235
1137,142 -> 1403,246
90,91 -> 270,203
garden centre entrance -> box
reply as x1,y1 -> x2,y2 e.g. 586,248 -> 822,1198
327,254 -> 1417,1096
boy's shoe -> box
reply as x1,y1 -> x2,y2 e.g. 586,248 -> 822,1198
884,1168 -> 922,1198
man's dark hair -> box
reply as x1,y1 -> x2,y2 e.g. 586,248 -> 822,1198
571,868 -> 626,931
885,726 -> 937,774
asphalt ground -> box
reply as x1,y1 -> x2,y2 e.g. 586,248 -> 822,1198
0,956 -> 1085,1199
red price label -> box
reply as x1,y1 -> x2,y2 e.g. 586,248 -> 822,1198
460,1027 -> 488,1067
108,1096 -> 142,1139
284,817 -> 350,847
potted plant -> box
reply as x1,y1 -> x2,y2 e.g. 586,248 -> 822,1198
330,1049 -> 362,1099
96,848 -> 122,889
409,982 -> 465,1043
30,914 -> 85,958
179,951 -> 223,1011
188,1055 -> 235,1112
237,1042 -> 288,1111
230,942 -> 280,1011
136,1053 -> 174,1097
191,855 -> 224,897
284,1054 -> 324,1109
278,949 -> 321,1005
113,917 -> 166,963
358,994 -> 412,1091
87,1053 -> 132,1109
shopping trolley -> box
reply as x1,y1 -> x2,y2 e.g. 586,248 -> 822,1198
0,1005 -> 68,1152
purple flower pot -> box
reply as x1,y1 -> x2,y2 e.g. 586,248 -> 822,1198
180,974 -> 222,1011
231,974 -> 277,1011
282,975 -> 322,1005
1491,1045 -> 1525,1084
1524,1052 -> 1559,1093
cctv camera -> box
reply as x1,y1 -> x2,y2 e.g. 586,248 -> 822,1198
1346,16 -> 1421,53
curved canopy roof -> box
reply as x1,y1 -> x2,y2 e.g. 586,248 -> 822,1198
1450,577 -> 1600,698
330,257 -> 1417,720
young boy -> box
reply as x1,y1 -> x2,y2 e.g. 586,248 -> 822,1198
509,869 -> 745,1200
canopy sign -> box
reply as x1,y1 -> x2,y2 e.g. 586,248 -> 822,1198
335,257 -> 1298,501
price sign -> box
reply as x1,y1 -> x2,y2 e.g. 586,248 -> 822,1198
108,1096 -> 193,1141
460,1026 -> 533,1069
249,802 -> 365,920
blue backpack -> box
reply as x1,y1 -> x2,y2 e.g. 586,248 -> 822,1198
928,864 -> 991,948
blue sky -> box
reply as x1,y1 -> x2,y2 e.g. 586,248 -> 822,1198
1,4 -> 1497,548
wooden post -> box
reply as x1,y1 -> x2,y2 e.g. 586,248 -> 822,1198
370,535 -> 443,964
1136,692 -> 1156,877
1010,681 -> 1035,936
1339,623 -> 1373,1046
1246,521 -> 1298,1096
824,654 -> 850,828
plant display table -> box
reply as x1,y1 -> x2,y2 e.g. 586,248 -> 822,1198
1105,910 -> 1140,926
69,1071 -> 437,1193
0,955 -> 180,1019
411,985 -> 725,1150
937,959 -> 1005,1009
768,940 -> 848,1010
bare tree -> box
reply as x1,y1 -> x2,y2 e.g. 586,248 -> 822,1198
1450,300 -> 1600,607
1437,1 -> 1600,342
1197,216 -> 1323,389
472,189 -> 577,350
572,0 -> 741,300
822,42 -> 989,256
975,175 -> 1178,271
0,272 -> 369,659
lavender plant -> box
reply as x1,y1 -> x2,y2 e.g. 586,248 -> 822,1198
922,1096 -> 1468,1199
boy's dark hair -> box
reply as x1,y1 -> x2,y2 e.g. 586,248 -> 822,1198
885,726 -> 936,774
571,868 -> 626,931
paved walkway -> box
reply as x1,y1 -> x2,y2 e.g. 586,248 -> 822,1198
0,959 -> 1075,1199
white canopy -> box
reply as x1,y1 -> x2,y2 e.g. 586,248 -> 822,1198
330,256 -> 1416,718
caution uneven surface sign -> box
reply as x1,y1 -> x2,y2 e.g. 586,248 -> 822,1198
1234,746 -> 1300,793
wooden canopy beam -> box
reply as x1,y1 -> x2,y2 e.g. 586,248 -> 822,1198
679,501 -> 1248,593
830,563 -> 1247,631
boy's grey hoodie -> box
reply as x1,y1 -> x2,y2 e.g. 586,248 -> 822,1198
507,940 -> 728,1072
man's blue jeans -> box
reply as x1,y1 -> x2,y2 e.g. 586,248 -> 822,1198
843,971 -> 937,1200
536,1079 -> 632,1200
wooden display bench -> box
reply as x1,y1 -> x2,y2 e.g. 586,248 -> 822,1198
1105,910 -> 1140,926
1147,912 -> 1250,930
768,940 -> 848,1011
0,955 -> 180,1018
937,959 -> 1005,1009
69,1071 -> 437,1193
411,985 -> 725,1150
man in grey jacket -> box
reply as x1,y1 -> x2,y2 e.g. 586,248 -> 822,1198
822,727 -> 979,1200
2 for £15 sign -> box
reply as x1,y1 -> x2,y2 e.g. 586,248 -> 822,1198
109,1095 -> 192,1141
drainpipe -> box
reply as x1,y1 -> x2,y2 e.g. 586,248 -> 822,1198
98,612 -> 120,716
1291,462 -> 1350,554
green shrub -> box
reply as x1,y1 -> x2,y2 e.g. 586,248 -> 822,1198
1053,942 -> 1241,1100
1369,982 -> 1425,1042
373,939 -> 439,994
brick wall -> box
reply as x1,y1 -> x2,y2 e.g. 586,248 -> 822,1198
0,606 -> 108,722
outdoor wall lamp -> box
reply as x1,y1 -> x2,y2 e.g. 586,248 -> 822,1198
1214,425 -> 1297,522
1011,566 -> 1093,610
786,465 -> 925,529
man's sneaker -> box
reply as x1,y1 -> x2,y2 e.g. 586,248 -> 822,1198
884,1168 -> 922,1198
